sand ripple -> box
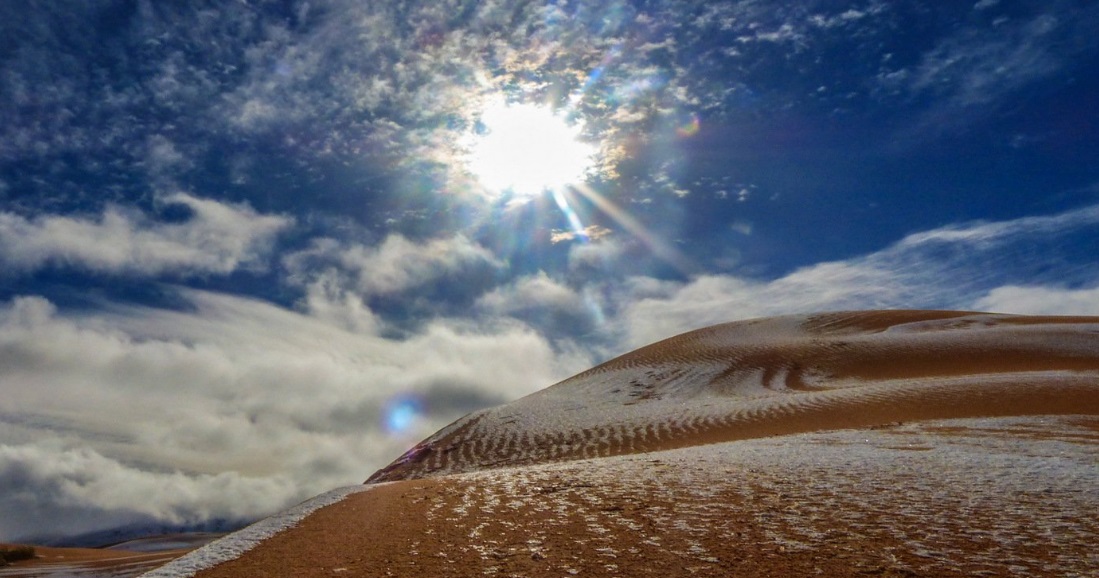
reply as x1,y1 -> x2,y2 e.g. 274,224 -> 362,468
369,311 -> 1099,482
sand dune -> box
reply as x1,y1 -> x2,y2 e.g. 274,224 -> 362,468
143,310 -> 1099,577
368,310 -> 1099,482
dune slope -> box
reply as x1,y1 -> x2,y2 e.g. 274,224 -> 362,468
144,310 -> 1099,578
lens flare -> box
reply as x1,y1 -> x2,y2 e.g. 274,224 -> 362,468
676,114 -> 701,137
552,189 -> 589,242
382,396 -> 422,435
571,182 -> 695,275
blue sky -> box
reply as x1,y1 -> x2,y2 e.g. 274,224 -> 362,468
2,0 -> 1099,543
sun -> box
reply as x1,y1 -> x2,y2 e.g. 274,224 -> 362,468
465,99 -> 597,198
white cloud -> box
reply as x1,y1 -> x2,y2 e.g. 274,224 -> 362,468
565,236 -> 673,282
477,272 -> 585,315
0,194 -> 292,276
3,200 -> 1096,542
284,234 -> 505,298
568,238 -> 628,273
145,135 -> 190,177
0,442 -> 296,542
0,289 -> 590,542
909,16 -> 1060,108
896,203 -> 1099,247
475,272 -> 603,339
4,0 -> 1099,546
973,285 -> 1099,315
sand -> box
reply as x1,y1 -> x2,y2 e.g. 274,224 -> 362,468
143,310 -> 1099,577
0,543 -> 191,577
369,310 -> 1099,482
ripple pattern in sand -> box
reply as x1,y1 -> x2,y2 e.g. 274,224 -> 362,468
368,312 -> 1099,483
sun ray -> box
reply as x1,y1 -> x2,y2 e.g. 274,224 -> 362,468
571,182 -> 696,275
551,189 -> 590,242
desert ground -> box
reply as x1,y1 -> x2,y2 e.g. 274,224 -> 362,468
0,542 -> 194,577
134,310 -> 1099,576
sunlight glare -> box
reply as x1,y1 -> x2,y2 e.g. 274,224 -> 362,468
467,99 -> 597,197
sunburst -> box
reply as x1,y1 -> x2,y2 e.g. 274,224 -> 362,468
465,99 -> 597,198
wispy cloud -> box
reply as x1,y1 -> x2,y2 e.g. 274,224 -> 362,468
879,2 -> 1099,138
0,194 -> 291,276
904,13 -> 1062,108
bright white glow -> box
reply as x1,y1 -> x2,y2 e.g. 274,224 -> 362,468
466,100 -> 597,197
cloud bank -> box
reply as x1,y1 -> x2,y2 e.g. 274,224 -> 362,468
0,194 -> 291,276
0,291 -> 591,542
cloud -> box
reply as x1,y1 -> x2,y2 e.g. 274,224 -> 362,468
568,238 -> 630,274
614,203 -> 1099,348
0,289 -> 590,542
0,0 -> 721,218
0,442 -> 295,543
0,194 -> 292,276
809,7 -> 879,29
895,204 -> 1099,247
906,14 -> 1061,108
973,285 -> 1099,315
879,2 -> 1099,137
284,234 -> 505,301
3,199 -> 1097,542
3,0 -> 1098,546
550,225 -> 613,244
475,272 -> 603,339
